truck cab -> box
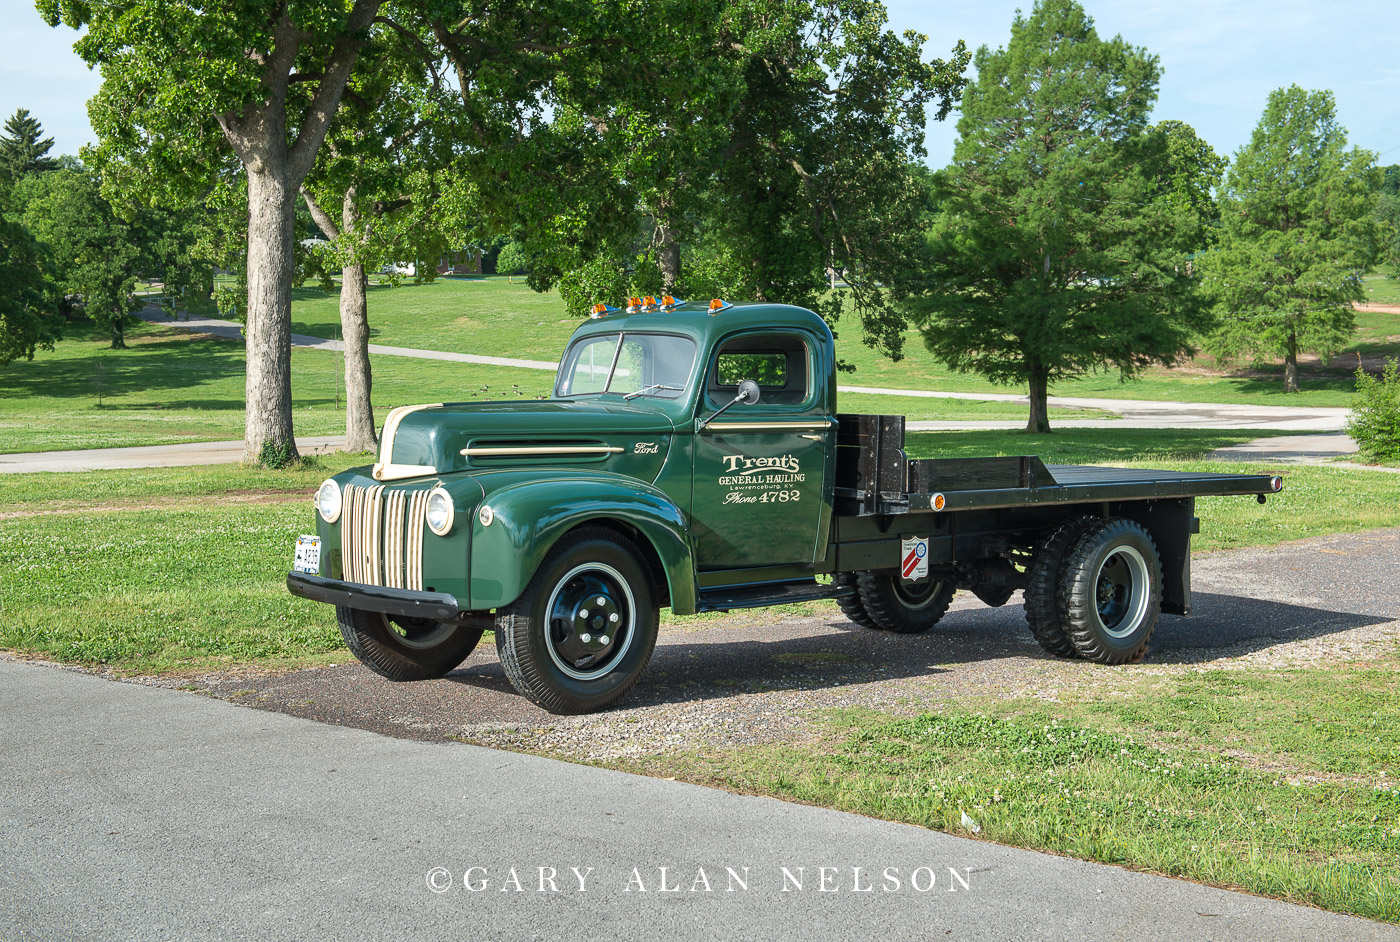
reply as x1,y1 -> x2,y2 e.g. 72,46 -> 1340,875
288,298 -> 1282,714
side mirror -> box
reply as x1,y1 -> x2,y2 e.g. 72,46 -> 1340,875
698,379 -> 763,430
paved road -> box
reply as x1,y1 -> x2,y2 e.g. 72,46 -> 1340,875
5,657 -> 1397,942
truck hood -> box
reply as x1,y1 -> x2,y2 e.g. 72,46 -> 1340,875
374,399 -> 677,482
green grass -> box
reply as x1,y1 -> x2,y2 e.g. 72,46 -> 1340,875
0,320 -> 552,453
0,318 -> 1108,452
624,669 -> 1400,922
1361,264 -> 1400,306
284,276 -> 1380,407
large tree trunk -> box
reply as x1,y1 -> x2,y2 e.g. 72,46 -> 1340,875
243,168 -> 299,464
1284,329 -> 1300,393
340,190 -> 376,451
340,260 -> 376,451
1026,361 -> 1052,433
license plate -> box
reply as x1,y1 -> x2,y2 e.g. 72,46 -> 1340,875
293,535 -> 321,575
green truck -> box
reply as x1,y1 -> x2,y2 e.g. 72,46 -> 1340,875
288,297 -> 1283,714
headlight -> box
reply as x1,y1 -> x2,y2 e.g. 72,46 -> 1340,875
426,487 -> 455,536
316,479 -> 342,523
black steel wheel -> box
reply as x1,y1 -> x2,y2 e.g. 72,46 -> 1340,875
1058,518 -> 1162,665
337,607 -> 483,681
834,572 -> 879,629
855,571 -> 955,634
495,527 -> 659,714
1023,516 -> 1097,659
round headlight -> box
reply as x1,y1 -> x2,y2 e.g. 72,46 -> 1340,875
316,479 -> 342,523
426,487 -> 455,536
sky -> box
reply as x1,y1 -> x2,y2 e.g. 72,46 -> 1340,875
2,0 -> 1398,168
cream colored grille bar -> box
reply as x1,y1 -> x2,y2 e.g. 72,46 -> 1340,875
341,484 -> 429,590
461,445 -> 624,457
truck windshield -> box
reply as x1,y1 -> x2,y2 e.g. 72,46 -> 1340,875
555,332 -> 697,400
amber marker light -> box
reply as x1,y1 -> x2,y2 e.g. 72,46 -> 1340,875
932,492 -> 946,511
660,294 -> 676,308
590,303 -> 608,317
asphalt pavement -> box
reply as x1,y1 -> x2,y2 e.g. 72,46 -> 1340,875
5,658 -> 1397,942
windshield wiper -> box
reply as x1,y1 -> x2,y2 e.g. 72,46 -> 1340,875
623,383 -> 684,400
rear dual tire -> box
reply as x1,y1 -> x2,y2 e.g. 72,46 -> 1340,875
1024,517 -> 1161,664
843,571 -> 955,634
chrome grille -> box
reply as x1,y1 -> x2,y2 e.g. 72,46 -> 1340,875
341,484 -> 429,590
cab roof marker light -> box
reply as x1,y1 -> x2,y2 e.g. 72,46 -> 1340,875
660,294 -> 682,310
589,302 -> 619,319
641,295 -> 658,311
708,298 -> 732,315
626,296 -> 642,313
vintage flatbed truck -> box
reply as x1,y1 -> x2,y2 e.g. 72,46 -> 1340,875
287,297 -> 1283,714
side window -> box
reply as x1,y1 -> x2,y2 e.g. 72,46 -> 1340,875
708,333 -> 811,407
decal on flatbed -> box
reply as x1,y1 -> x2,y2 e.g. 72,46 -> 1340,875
901,536 -> 929,581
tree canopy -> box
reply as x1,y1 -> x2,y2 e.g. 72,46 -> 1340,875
905,0 -> 1213,431
1202,85 -> 1383,392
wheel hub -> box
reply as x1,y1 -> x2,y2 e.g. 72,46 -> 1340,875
546,565 -> 635,680
1092,548 -> 1149,638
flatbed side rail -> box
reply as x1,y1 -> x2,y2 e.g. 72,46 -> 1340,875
906,464 -> 1282,512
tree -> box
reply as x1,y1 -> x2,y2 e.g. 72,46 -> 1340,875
495,242 -> 528,283
1203,86 -> 1383,392
0,208 -> 59,364
15,167 -> 143,348
906,0 -> 1213,432
0,109 -> 57,182
299,23 -> 464,453
513,0 -> 969,356
43,0 -> 383,463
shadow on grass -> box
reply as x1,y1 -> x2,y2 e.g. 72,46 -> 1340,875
0,325 -> 245,403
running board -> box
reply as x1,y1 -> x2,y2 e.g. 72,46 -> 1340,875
696,579 -> 852,613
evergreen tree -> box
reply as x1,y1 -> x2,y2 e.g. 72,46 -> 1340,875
1203,86 -> 1383,392
0,109 -> 57,182
906,0 -> 1213,432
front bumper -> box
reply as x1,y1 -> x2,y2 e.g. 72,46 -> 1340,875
287,572 -> 464,622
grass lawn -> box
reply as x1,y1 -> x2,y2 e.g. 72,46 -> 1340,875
623,663 -> 1400,922
0,320 -> 555,454
0,319 -> 1110,453
285,275 -> 1387,407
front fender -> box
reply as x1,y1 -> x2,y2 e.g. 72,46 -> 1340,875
469,476 -> 698,615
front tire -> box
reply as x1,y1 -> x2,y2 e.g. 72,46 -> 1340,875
337,607 -> 483,681
1058,519 -> 1162,665
495,527 -> 660,714
855,571 -> 955,634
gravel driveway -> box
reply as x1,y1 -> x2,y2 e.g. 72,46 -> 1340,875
185,529 -> 1400,761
